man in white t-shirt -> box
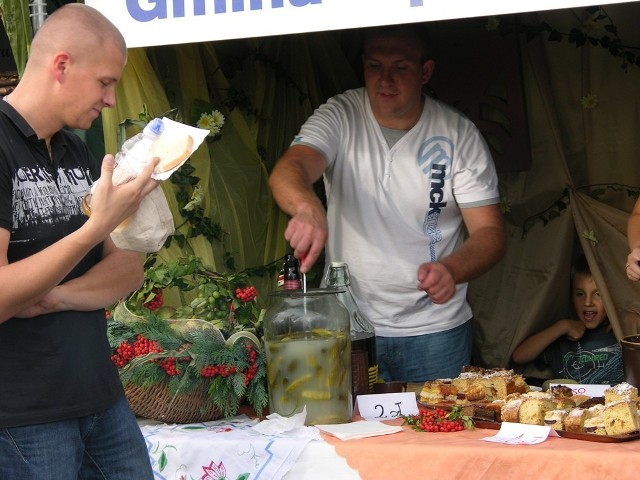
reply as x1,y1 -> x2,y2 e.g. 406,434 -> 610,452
269,24 -> 506,382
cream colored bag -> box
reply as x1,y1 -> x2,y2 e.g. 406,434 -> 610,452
109,185 -> 175,253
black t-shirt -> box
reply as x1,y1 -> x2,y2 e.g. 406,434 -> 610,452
541,322 -> 624,385
0,100 -> 124,428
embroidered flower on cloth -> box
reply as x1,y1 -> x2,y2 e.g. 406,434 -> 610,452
201,460 -> 226,480
197,110 -> 226,136
580,93 -> 599,109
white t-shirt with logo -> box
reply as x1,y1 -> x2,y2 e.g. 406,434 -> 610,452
291,88 -> 499,337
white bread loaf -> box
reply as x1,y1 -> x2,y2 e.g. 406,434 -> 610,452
151,133 -> 194,173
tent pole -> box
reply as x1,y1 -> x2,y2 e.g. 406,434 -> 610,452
29,0 -> 47,34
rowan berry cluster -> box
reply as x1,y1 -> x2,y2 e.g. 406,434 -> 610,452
243,343 -> 258,385
200,364 -> 238,377
159,356 -> 190,376
133,334 -> 163,357
110,334 -> 163,368
143,288 -> 164,311
199,342 -> 259,385
235,286 -> 257,303
111,341 -> 135,368
403,408 -> 466,432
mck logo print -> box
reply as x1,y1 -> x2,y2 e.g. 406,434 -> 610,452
417,136 -> 453,261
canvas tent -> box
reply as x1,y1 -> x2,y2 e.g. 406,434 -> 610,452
3,0 -> 640,380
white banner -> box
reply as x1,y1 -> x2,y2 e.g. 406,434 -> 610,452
85,0 -> 638,49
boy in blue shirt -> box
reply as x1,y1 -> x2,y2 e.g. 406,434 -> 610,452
512,255 -> 623,385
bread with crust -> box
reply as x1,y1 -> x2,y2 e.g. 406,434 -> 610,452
151,134 -> 194,173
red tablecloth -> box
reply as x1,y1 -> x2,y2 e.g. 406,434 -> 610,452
322,419 -> 640,480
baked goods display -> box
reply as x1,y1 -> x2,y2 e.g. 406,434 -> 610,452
418,367 -> 640,439
419,366 -> 532,423
501,382 -> 639,436
419,366 -> 529,405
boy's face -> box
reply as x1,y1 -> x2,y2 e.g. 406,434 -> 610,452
572,273 -> 607,329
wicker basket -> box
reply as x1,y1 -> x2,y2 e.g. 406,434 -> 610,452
112,302 -> 262,423
124,381 -> 223,424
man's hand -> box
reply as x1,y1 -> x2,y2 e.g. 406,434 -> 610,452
626,249 -> 640,281
417,262 -> 456,304
269,145 -> 329,273
86,154 -> 160,239
284,204 -> 328,273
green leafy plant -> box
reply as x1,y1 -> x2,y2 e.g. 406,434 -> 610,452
488,6 -> 640,71
120,254 -> 263,339
520,183 -> 640,238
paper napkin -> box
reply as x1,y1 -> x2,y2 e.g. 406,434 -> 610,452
252,407 -> 310,435
315,420 -> 402,441
480,421 -> 560,445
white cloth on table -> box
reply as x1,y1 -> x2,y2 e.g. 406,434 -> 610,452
139,415 -> 321,480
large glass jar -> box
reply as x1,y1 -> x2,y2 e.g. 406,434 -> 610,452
263,288 -> 352,425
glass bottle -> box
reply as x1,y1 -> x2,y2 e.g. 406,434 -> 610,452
263,289 -> 352,425
278,253 -> 302,290
113,117 -> 165,185
324,262 -> 378,396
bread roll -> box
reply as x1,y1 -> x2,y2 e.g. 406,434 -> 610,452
151,134 -> 194,173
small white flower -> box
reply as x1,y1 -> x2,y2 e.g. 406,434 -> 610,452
210,110 -> 225,128
580,93 -> 599,110
183,186 -> 204,212
196,110 -> 226,137
582,18 -> 604,38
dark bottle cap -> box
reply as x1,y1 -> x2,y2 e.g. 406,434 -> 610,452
282,253 -> 301,289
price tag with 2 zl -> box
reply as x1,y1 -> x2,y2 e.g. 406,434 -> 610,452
356,392 -> 419,420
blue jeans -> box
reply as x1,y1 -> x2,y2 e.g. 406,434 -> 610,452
0,396 -> 153,480
377,319 -> 472,382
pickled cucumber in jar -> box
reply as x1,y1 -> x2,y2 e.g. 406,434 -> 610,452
265,329 -> 352,425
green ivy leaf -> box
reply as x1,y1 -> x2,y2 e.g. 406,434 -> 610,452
547,30 -> 563,42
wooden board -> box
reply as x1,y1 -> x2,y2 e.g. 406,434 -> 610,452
556,430 -> 640,443
418,401 -> 639,442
